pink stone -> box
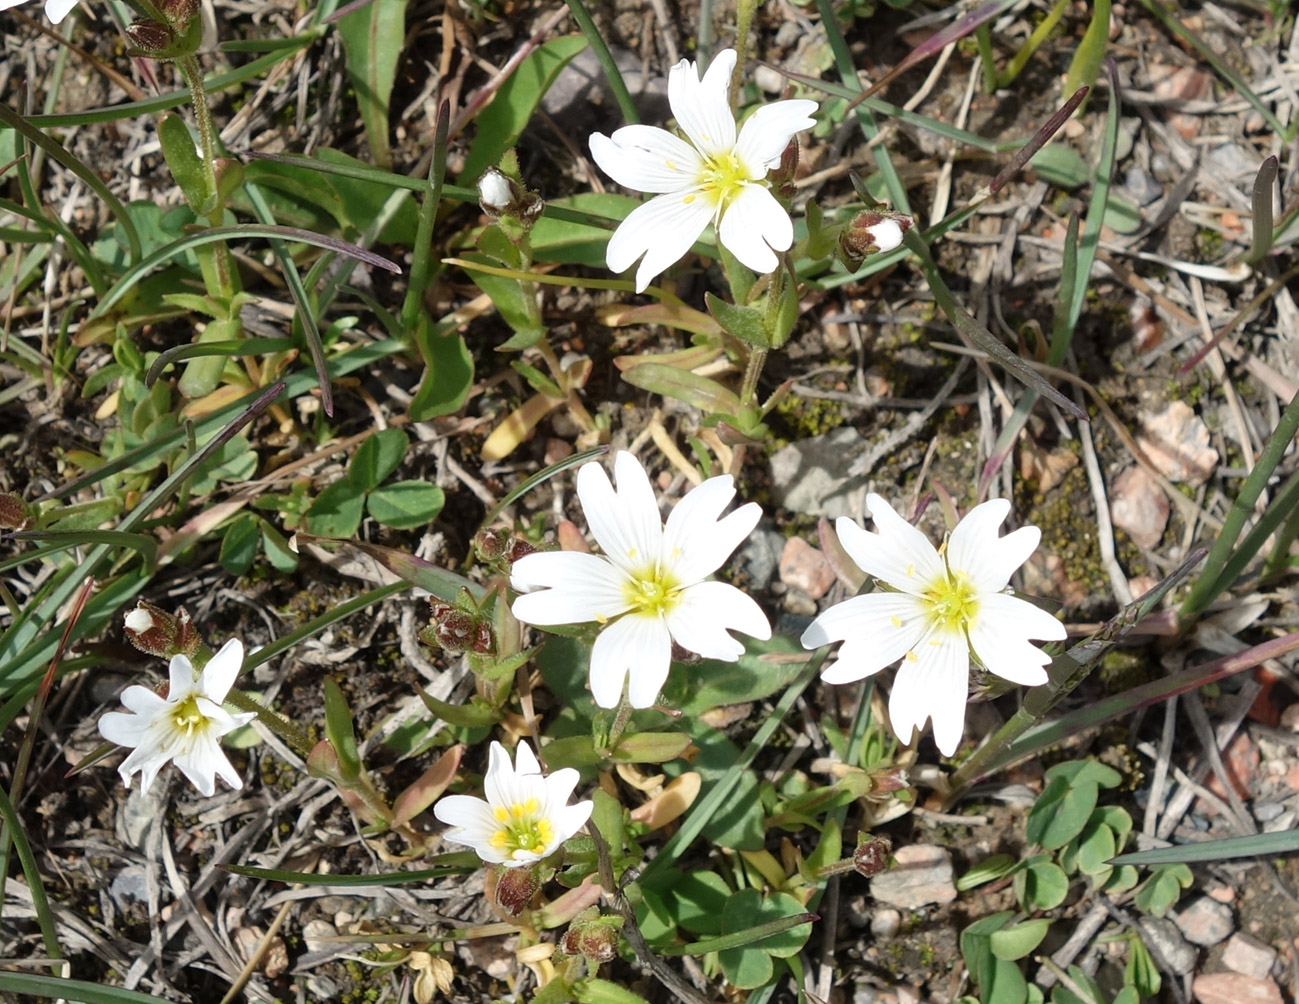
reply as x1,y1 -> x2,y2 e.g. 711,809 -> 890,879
779,536 -> 836,600
1192,974 -> 1282,1004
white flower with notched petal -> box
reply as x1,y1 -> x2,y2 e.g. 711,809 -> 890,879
589,48 -> 818,293
98,638 -> 256,796
801,494 -> 1066,756
0,0 -> 79,23
433,741 -> 593,867
510,451 -> 772,709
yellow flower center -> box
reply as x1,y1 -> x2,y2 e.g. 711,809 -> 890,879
170,695 -> 207,736
696,151 -> 749,210
488,799 -> 554,857
622,566 -> 682,618
920,569 -> 980,635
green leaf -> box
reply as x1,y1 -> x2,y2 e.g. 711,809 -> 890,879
1125,932 -> 1161,998
0,972 -> 183,1003
1101,864 -> 1139,894
612,731 -> 692,764
348,428 -> 408,490
619,361 -> 741,420
1132,864 -> 1192,917
717,889 -> 805,989
337,0 -> 409,168
674,635 -> 808,714
1051,966 -> 1106,1004
1076,820 -> 1117,876
260,518 -> 299,572
1014,857 -> 1069,911
410,316 -> 474,421
529,193 -> 631,266
672,870 -> 732,936
187,432 -> 257,496
322,677 -> 362,781
305,479 -> 367,538
457,36 -> 588,184
700,768 -> 764,851
366,481 -> 445,528
220,512 -> 260,575
958,853 -> 1019,891
1030,143 -> 1089,188
706,292 -> 768,348
1111,828 -> 1299,865
416,690 -> 499,728
157,113 -> 215,215
990,918 -> 1051,961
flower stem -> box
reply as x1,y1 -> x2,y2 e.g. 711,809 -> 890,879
602,695 -> 635,755
175,54 -> 236,292
226,688 -> 314,758
739,347 -> 767,409
730,0 -> 758,110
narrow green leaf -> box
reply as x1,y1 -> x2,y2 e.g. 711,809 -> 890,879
322,677 -> 362,781
1111,829 -> 1299,866
157,113 -> 216,214
223,855 -> 478,885
0,973 -> 171,1003
662,911 -> 817,956
620,362 -> 741,417
337,0 -> 409,167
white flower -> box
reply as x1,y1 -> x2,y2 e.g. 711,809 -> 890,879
98,638 -> 256,796
589,48 -> 818,292
433,741 -> 593,867
800,494 -> 1066,756
0,0 -> 79,23
477,168 -> 515,211
510,451 -> 771,709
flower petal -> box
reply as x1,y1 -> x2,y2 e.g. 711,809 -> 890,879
946,499 -> 1042,594
665,579 -> 771,661
172,733 -> 238,796
802,593 -> 929,683
589,125 -> 704,193
117,741 -> 171,794
576,453 -> 664,573
588,613 -> 672,709
44,0 -> 77,21
167,653 -> 199,699
839,496 -> 945,594
733,99 -> 819,177
668,48 -> 737,157
510,551 -> 631,625
889,636 -> 969,756
605,190 -> 715,293
717,183 -> 792,275
553,800 -> 595,844
98,710 -> 150,747
198,638 -> 244,704
433,793 -> 501,850
485,741 -> 536,813
967,593 -> 1062,686
118,684 -> 167,717
661,477 -> 761,584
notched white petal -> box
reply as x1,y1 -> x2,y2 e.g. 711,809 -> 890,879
718,183 -> 792,275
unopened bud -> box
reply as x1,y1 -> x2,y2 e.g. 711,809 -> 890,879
491,862 -> 542,917
126,18 -> 175,53
124,602 -> 200,659
478,168 -> 516,213
474,528 -> 508,561
838,210 -> 913,269
769,138 -> 800,198
0,491 -> 33,530
435,610 -> 477,653
156,0 -> 198,27
869,766 -> 909,796
470,620 -> 496,656
505,538 -> 538,563
560,912 -> 623,964
853,834 -> 893,878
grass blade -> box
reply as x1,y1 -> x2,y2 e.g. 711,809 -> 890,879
1110,829 -> 1299,866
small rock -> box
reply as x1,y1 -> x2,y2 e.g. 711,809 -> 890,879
871,908 -> 901,938
1222,933 -> 1277,979
779,537 -> 836,599
753,64 -> 785,94
108,865 -> 148,908
1110,465 -> 1170,548
1174,895 -> 1233,947
1137,401 -> 1219,486
303,919 -> 337,953
1193,973 -> 1284,1004
1203,732 -> 1259,801
1253,801 -> 1284,823
1207,884 -> 1236,904
1279,703 -> 1299,731
869,844 -> 957,909
1138,916 -> 1197,975
769,428 -> 868,518
540,46 -> 666,118
1124,167 -> 1164,206
782,588 -> 818,617
735,528 -> 784,592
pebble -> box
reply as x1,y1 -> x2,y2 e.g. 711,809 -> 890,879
1253,801 -> 1284,823
303,919 -> 337,953
1174,895 -> 1233,947
871,908 -> 902,939
779,537 -> 836,599
108,865 -> 148,908
1124,166 -> 1164,206
1222,933 -> 1278,980
768,428 -> 868,518
869,844 -> 957,909
1110,465 -> 1170,548
1280,704 -> 1299,731
540,46 -> 667,118
1193,973 -> 1284,1004
735,528 -> 784,592
1137,401 -> 1219,486
782,588 -> 818,617
1203,732 -> 1259,801
1138,916 -> 1197,975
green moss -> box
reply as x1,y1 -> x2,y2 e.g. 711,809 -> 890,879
772,392 -> 846,439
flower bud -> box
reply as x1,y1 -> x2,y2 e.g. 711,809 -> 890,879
853,834 -> 893,878
124,602 -> 201,660
0,491 -> 33,530
156,0 -> 198,27
478,168 -> 517,213
505,538 -> 538,563
769,138 -> 800,199
869,766 -> 909,796
560,912 -> 623,964
490,862 -> 542,917
474,528 -> 508,561
838,210 -> 913,269
126,18 -> 176,53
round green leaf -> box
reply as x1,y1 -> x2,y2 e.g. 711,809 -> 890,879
1016,860 -> 1069,911
305,479 -> 366,538
365,480 -> 445,528
991,918 -> 1051,961
348,428 -> 408,490
219,512 -> 259,575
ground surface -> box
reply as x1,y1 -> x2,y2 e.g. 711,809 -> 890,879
1,0 -> 1299,1002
